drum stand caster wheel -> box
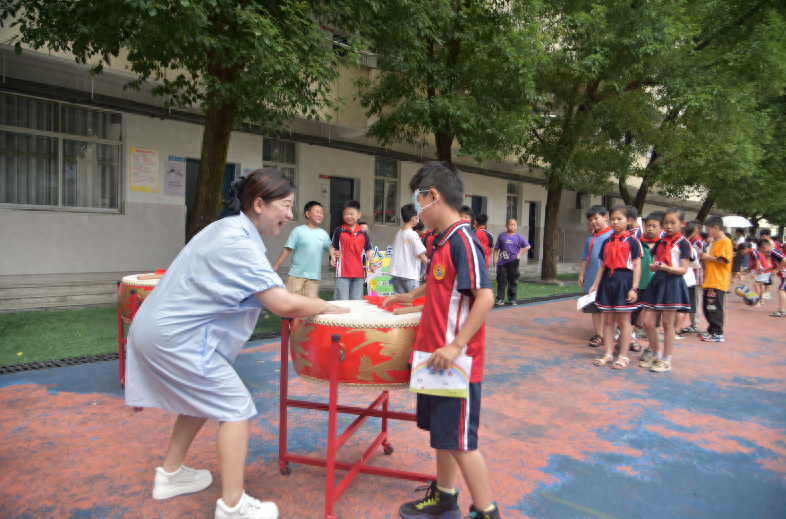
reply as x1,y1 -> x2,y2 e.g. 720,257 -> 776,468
382,442 -> 394,455
279,462 -> 291,476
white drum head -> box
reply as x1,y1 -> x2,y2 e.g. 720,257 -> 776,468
302,300 -> 420,327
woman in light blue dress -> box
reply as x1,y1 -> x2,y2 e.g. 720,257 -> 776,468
125,168 -> 348,519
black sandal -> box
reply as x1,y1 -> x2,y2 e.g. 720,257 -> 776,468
588,335 -> 603,347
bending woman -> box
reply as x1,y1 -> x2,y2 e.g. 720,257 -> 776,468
125,168 -> 348,519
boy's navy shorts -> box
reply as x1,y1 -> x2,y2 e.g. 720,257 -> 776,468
416,382 -> 481,451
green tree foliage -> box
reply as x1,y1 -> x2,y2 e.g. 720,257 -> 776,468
520,0 -> 690,279
2,0 -> 358,240
615,0 -> 786,215
353,0 -> 543,164
711,92 -> 786,228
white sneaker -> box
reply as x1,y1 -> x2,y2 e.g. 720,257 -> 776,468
152,465 -> 213,500
764,292 -> 772,299
216,492 -> 279,519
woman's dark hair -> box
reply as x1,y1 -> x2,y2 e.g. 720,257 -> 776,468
224,167 -> 296,216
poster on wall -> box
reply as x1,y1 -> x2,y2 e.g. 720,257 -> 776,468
163,156 -> 186,196
365,245 -> 394,297
130,147 -> 160,192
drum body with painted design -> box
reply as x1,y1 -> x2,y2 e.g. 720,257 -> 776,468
118,274 -> 159,323
290,300 -> 420,390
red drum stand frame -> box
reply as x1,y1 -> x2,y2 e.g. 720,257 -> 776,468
117,284 -> 138,388
278,318 -> 435,519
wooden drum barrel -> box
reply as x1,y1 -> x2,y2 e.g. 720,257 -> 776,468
289,300 -> 421,390
117,274 -> 160,324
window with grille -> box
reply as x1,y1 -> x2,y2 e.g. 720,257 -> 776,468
263,138 -> 299,220
373,157 -> 398,224
0,93 -> 122,210
506,182 -> 521,222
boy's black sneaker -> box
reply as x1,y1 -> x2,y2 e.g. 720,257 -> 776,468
400,481 -> 461,519
468,503 -> 501,519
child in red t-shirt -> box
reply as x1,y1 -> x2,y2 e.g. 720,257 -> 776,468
473,213 -> 494,270
329,200 -> 377,300
383,162 -> 499,519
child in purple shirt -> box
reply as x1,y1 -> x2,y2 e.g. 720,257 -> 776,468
494,218 -> 531,305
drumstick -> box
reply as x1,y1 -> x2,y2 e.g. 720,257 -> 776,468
137,273 -> 164,280
392,305 -> 424,315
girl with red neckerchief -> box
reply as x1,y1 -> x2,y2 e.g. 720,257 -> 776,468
639,208 -> 693,373
588,206 -> 643,370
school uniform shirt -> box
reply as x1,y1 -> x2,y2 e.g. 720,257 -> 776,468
581,228 -> 614,294
124,212 -> 284,421
495,232 -> 530,265
631,227 -> 643,240
703,237 -> 733,292
597,235 -> 643,271
691,237 -> 705,286
332,225 -> 373,278
284,225 -> 331,281
473,227 -> 494,268
388,228 -> 427,280
414,221 -> 491,383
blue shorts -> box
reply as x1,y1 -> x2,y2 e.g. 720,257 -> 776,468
416,382 -> 481,451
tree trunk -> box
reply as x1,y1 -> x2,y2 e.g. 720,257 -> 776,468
540,175 -> 563,281
186,98 -> 238,242
695,191 -> 717,223
618,177 -> 632,205
435,131 -> 452,163
750,214 -> 761,237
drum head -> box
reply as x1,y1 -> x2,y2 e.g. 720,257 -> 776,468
301,300 -> 420,328
120,274 -> 160,287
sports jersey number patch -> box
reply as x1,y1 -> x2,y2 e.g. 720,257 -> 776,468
433,264 -> 446,281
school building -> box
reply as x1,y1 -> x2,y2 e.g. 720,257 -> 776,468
0,36 -> 717,277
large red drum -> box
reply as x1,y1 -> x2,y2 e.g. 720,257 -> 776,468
118,274 -> 160,324
290,300 -> 421,390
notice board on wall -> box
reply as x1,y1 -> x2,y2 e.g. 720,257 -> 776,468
130,147 -> 160,192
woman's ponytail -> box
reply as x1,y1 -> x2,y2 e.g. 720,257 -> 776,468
223,176 -> 249,216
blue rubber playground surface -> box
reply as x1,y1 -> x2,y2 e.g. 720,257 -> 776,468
0,296 -> 784,518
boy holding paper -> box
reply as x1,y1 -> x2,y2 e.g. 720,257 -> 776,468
383,161 -> 498,519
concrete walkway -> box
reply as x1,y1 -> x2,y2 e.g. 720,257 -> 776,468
1,295 -> 782,518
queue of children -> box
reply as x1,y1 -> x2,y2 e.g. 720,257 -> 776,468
583,206 -> 737,373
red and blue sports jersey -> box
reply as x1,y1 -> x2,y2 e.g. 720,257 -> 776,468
770,248 -> 786,279
473,227 -> 494,268
332,225 -> 373,278
631,227 -> 643,240
414,221 -> 491,383
422,230 -> 438,254
749,250 -> 770,270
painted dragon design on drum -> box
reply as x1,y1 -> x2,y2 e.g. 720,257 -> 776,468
290,321 -> 315,372
347,328 -> 417,382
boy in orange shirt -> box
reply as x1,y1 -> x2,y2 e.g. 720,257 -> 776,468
699,216 -> 733,342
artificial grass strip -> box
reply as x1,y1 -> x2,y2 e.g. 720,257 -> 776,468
1,284 -> 578,366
